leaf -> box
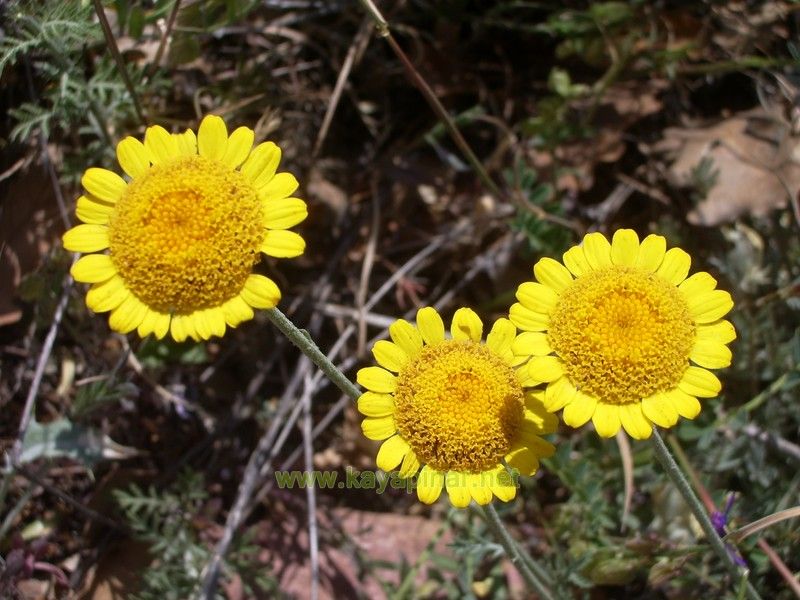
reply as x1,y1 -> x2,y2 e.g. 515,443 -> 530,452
725,506 -> 800,543
20,418 -> 141,467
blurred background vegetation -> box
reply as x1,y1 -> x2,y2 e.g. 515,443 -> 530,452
1,0 -> 799,598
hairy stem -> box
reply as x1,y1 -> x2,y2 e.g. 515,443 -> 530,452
265,308 -> 361,401
478,504 -> 557,600
651,429 -> 762,600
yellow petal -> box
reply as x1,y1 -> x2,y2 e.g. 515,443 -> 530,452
450,307 -> 483,342
389,319 -> 423,357
678,366 -> 721,398
610,229 -> 640,266
173,129 -> 197,156
136,307 -> 159,338
486,318 -> 515,363
466,473 -> 493,505
357,366 -> 397,393
258,172 -> 299,201
521,402 -> 559,435
63,224 -> 110,252
505,444 -> 540,476
75,195 -> 114,225
687,290 -> 734,323
489,466 -> 517,502
583,232 -> 612,270
697,320 -> 736,344
690,340 -> 732,369
641,393 -> 679,428
240,274 -> 281,309
361,415 -> 396,441
221,126 -> 254,168
170,314 -> 190,343
152,313 -> 171,339
534,257 -> 573,293
678,272 -> 718,298
376,435 -> 410,472
398,450 -> 420,479
525,355 -> 564,384
144,125 -> 179,164
618,403 -> 652,440
635,234 -> 666,272
138,310 -> 170,339
197,114 -> 228,160
182,314 -> 200,342
192,311 -> 212,341
261,230 -> 305,258
206,308 -> 227,338
357,391 -> 395,417
592,403 -> 621,438
116,137 -> 150,179
562,391 -> 597,428
656,247 -> 691,285
665,389 -> 702,419
445,472 -> 472,508
262,198 -> 308,230
85,276 -> 129,313
509,303 -> 549,332
512,331 -> 552,359
81,168 -> 126,203
516,281 -> 559,313
543,377 -> 577,412
108,294 -> 148,334
516,426 -> 556,458
523,388 -> 550,415
371,340 -> 408,372
417,307 -> 445,345
562,245 -> 590,277
222,295 -> 254,327
416,466 -> 444,505
241,141 -> 281,187
71,253 -> 116,283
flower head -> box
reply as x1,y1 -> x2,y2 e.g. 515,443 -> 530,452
62,115 -> 307,341
357,307 -> 557,508
511,230 -> 735,440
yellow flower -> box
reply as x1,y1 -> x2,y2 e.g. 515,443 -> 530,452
62,115 -> 307,342
511,229 -> 735,440
357,307 -> 557,508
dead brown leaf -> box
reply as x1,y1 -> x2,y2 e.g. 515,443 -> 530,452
658,109 -> 800,224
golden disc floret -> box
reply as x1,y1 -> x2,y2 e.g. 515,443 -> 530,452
356,307 -> 558,508
61,115 -> 309,342
510,229 -> 736,440
547,266 -> 695,405
109,155 -> 263,314
393,340 -> 524,473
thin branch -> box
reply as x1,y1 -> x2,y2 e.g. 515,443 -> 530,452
15,465 -> 128,533
357,1 -> 502,200
148,0 -> 182,79
312,16 -> 372,158
301,376 -> 319,600
9,272 -> 74,467
91,0 -> 147,126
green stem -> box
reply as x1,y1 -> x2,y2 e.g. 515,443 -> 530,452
478,504 -> 557,600
265,308 -> 361,401
651,429 -> 762,600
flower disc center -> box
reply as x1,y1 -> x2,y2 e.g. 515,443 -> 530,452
393,340 -> 524,473
548,266 -> 695,404
108,156 -> 263,314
